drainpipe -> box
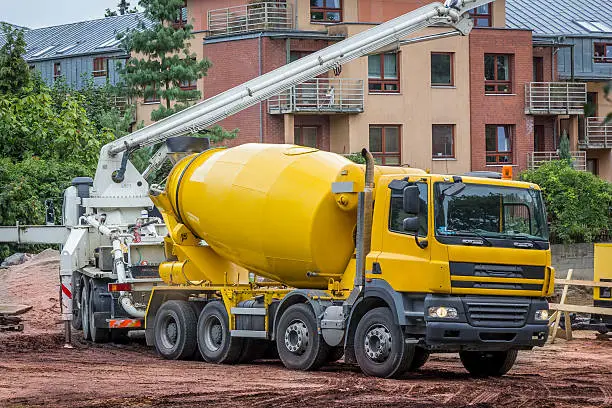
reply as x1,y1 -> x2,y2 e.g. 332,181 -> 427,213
259,32 -> 264,143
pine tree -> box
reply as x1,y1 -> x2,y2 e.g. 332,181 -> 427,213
121,0 -> 211,121
558,129 -> 573,167
118,0 -> 131,14
0,23 -> 30,94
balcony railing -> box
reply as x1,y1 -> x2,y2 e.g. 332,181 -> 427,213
525,82 -> 586,115
208,2 -> 293,36
268,78 -> 364,114
579,117 -> 612,149
527,151 -> 587,171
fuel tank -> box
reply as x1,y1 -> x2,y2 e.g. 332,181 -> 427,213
154,143 -> 424,289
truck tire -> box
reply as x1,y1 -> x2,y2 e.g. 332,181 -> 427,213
354,307 -> 414,378
154,300 -> 198,360
89,282 -> 110,343
80,278 -> 91,341
276,303 -> 330,371
197,301 -> 243,363
71,272 -> 82,331
459,349 -> 518,377
407,347 -> 430,371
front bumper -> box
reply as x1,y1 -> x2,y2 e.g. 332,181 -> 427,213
423,295 -> 549,351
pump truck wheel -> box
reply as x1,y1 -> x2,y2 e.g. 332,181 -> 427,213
80,277 -> 91,341
407,347 -> 430,371
71,272 -> 82,331
459,349 -> 518,377
197,301 -> 243,364
154,300 -> 198,360
276,303 -> 330,371
89,280 -> 110,343
354,307 -> 415,378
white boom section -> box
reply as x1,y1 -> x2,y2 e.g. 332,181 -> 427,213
103,0 -> 490,158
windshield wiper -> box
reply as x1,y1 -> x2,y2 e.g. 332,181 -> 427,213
448,230 -> 493,247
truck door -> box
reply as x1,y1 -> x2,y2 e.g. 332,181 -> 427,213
374,179 -> 433,293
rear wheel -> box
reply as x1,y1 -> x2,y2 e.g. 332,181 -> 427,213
154,300 -> 198,360
89,282 -> 110,343
276,303 -> 330,371
80,278 -> 91,341
197,301 -> 243,363
354,307 -> 414,378
459,349 -> 518,377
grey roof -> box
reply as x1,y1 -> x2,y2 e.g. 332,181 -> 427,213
0,13 -> 152,62
506,0 -> 612,38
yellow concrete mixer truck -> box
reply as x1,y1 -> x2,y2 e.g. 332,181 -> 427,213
145,143 -> 553,378
0,0 -> 554,378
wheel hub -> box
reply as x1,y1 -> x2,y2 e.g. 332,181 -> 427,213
364,324 -> 392,362
166,321 -> 178,344
284,320 -> 309,354
204,316 -> 223,352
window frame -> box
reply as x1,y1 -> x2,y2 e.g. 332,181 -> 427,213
294,125 -> 320,148
53,62 -> 61,81
468,4 -> 492,27
484,54 -> 512,94
369,125 -> 401,165
431,52 -> 454,87
388,181 -> 429,238
368,52 -> 400,93
179,79 -> 198,91
310,0 -> 343,23
93,57 -> 108,78
485,124 -> 513,165
144,83 -> 161,104
594,42 -> 612,63
432,124 -> 455,159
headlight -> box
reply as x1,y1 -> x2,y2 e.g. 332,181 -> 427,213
428,306 -> 458,319
535,309 -> 549,321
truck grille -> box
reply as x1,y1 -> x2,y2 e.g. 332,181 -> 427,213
450,262 -> 544,292
464,300 -> 529,328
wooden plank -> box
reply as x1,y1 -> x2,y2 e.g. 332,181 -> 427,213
555,279 -> 612,289
551,269 -> 572,344
0,304 -> 32,316
549,303 -> 612,316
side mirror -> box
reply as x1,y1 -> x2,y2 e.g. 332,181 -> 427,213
403,185 -> 420,214
402,216 -> 420,233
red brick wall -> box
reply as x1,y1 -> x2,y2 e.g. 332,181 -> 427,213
294,115 -> 331,151
469,29 -> 534,174
533,46 -> 555,82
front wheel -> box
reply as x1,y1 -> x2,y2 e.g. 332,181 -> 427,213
459,349 -> 518,377
276,303 -> 330,371
354,307 -> 414,378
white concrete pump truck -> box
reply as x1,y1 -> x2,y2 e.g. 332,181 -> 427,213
0,0 -> 555,378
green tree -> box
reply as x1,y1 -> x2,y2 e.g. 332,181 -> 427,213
558,130 -> 571,162
105,0 -> 138,17
521,160 -> 612,244
0,23 -> 30,94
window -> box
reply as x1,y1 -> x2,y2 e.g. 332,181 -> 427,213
594,43 -> 612,63
289,50 -> 312,63
144,83 -> 160,103
53,62 -> 61,81
369,125 -> 401,165
174,2 -> 188,28
294,126 -> 319,148
389,182 -> 428,237
368,53 -> 399,93
468,4 -> 491,27
576,21 -> 612,33
180,79 -> 197,91
486,125 -> 513,164
93,57 -> 108,77
310,0 -> 342,23
432,125 -> 455,158
431,52 -> 454,86
484,54 -> 512,94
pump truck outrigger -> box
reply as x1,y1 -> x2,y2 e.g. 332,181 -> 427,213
0,0 -> 554,378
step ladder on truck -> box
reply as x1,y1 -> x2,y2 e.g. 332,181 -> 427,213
0,0 -> 555,378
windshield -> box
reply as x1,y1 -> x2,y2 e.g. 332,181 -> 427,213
434,182 -> 549,241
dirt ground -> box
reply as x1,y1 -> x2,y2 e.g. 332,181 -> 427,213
1,254 -> 611,408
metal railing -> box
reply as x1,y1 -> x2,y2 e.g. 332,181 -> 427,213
208,2 -> 293,36
527,151 -> 587,171
525,82 -> 586,115
268,78 -> 364,114
580,117 -> 612,149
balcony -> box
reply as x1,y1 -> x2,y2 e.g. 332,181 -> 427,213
579,117 -> 612,149
527,151 -> 587,171
207,2 -> 293,36
525,82 -> 586,115
268,78 -> 364,115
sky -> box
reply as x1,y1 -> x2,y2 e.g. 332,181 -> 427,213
1,1 -> 141,29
